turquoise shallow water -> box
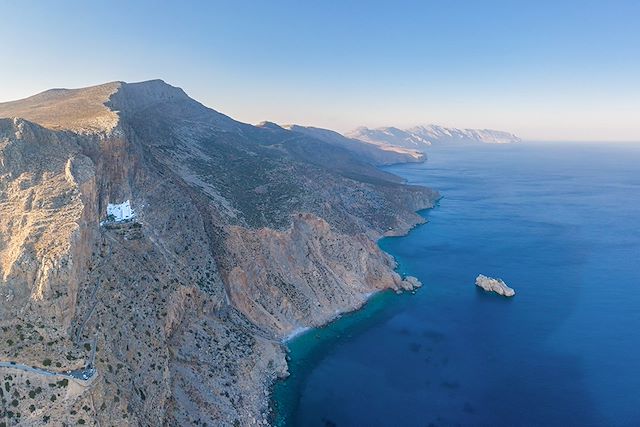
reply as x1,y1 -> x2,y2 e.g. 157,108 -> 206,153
272,143 -> 640,427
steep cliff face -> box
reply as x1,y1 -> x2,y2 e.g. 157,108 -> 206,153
0,118 -> 97,329
0,80 -> 438,426
224,213 -> 418,336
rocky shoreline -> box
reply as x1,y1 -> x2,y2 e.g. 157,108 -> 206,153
0,80 -> 440,426
264,199 -> 434,425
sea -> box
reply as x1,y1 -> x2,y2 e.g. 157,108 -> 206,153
272,142 -> 640,427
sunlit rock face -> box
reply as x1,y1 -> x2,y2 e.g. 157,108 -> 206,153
0,80 -> 438,426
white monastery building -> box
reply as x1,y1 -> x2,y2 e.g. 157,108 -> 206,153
106,200 -> 135,222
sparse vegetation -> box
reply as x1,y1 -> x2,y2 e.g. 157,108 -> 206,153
0,78 -> 437,427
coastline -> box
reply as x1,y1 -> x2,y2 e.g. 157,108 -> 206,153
268,172 -> 439,425
269,290 -> 407,426
283,326 -> 312,343
264,143 -> 640,426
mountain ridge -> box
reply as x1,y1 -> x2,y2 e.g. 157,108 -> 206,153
282,124 -> 426,165
348,124 -> 521,150
0,79 -> 437,426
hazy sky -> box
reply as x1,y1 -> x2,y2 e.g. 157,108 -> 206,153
1,0 -> 639,141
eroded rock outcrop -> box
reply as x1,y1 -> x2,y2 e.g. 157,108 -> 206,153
475,274 -> 515,297
0,119 -> 97,327
224,213 -> 421,336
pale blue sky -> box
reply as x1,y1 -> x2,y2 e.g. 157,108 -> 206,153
1,0 -> 639,141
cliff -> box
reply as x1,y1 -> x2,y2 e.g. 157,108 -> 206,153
0,80 -> 438,426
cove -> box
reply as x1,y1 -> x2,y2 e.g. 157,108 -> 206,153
272,143 -> 640,427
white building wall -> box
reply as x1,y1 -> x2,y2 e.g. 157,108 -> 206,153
106,200 -> 135,222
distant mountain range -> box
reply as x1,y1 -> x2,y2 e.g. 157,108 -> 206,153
347,125 -> 521,150
281,124 -> 425,164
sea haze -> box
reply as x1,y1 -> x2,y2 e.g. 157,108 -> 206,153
273,142 -> 640,426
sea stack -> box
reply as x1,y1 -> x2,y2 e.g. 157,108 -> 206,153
475,274 -> 516,297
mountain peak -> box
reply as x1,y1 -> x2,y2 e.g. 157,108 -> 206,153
107,79 -> 191,116
256,121 -> 285,131
0,79 -> 193,133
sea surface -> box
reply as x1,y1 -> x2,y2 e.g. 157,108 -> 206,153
272,142 -> 640,427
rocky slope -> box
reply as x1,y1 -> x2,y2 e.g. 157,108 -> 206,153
281,124 -> 425,165
348,124 -> 521,150
0,80 -> 438,426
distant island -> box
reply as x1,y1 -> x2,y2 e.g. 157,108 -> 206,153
348,125 -> 521,151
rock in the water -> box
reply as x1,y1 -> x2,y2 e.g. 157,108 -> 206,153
475,274 -> 515,297
404,275 -> 422,289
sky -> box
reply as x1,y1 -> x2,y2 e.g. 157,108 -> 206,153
0,0 -> 639,142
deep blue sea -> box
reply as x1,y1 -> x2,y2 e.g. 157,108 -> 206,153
273,143 -> 640,427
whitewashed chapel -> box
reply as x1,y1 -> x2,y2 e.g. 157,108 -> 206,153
106,200 -> 135,222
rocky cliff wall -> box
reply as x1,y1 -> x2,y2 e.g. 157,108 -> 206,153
0,81 -> 439,426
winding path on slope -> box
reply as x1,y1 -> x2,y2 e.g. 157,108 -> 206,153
0,360 -> 95,382
0,337 -> 98,382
